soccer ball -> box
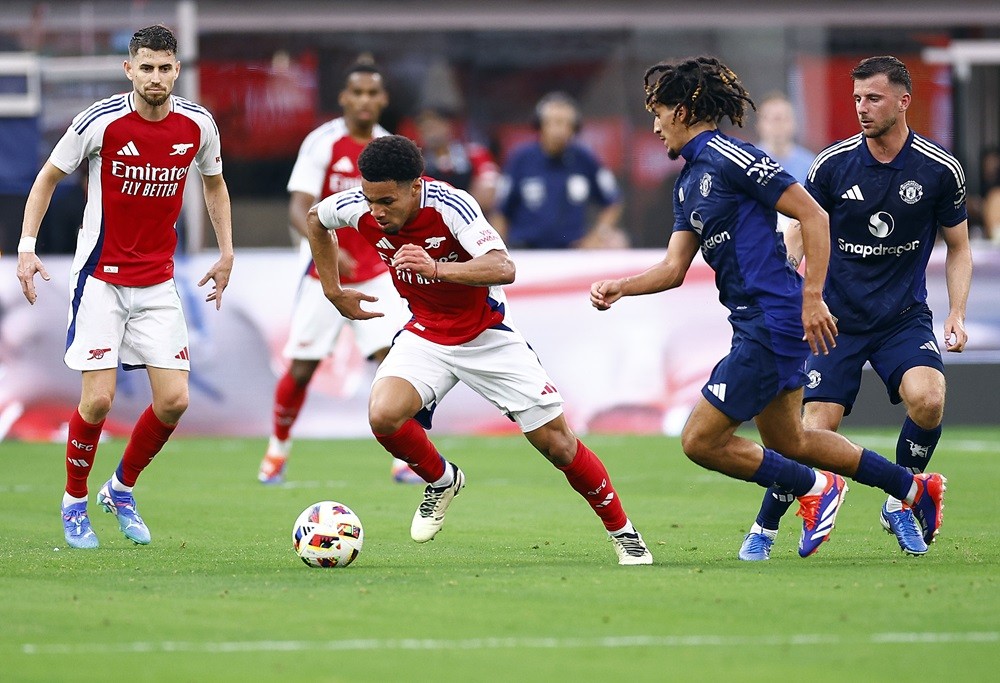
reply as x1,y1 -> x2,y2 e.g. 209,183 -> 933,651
291,501 -> 364,568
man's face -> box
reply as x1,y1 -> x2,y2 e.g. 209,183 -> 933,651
538,101 -> 577,155
125,48 -> 179,107
340,73 -> 388,129
853,74 -> 909,139
417,110 -> 451,150
756,99 -> 796,146
361,178 -> 421,234
651,102 -> 687,161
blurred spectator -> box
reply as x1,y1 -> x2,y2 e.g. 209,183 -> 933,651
493,92 -> 626,249
415,106 -> 500,214
755,92 -> 815,183
970,146 -> 1000,243
38,171 -> 87,254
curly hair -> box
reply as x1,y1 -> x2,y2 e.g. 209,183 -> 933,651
851,55 -> 912,94
643,56 -> 755,127
358,135 -> 425,183
128,25 -> 177,57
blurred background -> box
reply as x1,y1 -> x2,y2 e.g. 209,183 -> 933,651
1,0 -> 998,439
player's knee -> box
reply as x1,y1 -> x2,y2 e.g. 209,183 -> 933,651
368,405 -> 406,436
908,392 -> 944,429
154,390 -> 189,422
79,392 -> 114,422
680,430 -> 712,466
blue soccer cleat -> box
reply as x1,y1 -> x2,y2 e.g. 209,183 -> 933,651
738,532 -> 774,561
391,458 -> 425,485
97,480 -> 151,545
796,471 -> 848,558
62,502 -> 99,549
880,503 -> 927,556
910,472 -> 946,545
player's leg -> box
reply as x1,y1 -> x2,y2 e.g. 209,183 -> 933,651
349,272 -> 421,484
739,401 -> 845,560
262,275 -> 344,483
97,281 -> 189,545
368,332 -> 464,542
523,414 -> 653,565
61,275 -> 126,549
872,313 -> 947,545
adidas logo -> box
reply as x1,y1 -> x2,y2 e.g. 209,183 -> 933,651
332,156 -> 354,173
840,184 -> 864,200
707,383 -> 727,401
375,237 -> 394,250
540,382 -> 558,396
175,347 -> 189,360
919,340 -> 940,354
117,140 -> 140,156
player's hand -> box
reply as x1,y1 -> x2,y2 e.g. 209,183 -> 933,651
801,295 -> 838,355
198,254 -> 234,310
329,288 -> 384,321
590,279 -> 624,311
943,316 -> 967,352
390,243 -> 434,278
16,252 -> 50,305
338,249 -> 358,280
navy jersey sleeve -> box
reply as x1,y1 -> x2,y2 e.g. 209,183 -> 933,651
722,142 -> 797,210
672,181 -> 689,234
934,159 -> 968,229
580,147 -> 620,207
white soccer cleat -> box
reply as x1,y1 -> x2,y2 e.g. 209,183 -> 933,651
609,527 -> 653,565
410,463 -> 465,543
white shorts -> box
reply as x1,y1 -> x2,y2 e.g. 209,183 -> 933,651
374,326 -> 564,432
64,276 -> 189,372
283,271 -> 408,360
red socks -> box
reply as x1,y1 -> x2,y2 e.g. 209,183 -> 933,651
558,440 -> 628,531
374,419 -> 445,483
273,371 -> 308,441
118,406 -> 175,487
65,409 -> 105,498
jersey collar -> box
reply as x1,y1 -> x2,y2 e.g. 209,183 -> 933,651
680,129 -> 718,162
861,129 -> 913,169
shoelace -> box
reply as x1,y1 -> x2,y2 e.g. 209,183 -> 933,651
795,496 -> 819,526
888,509 -> 922,542
613,533 -> 647,556
417,485 -> 450,517
745,534 -> 772,553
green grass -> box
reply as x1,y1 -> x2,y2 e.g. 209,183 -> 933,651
2,429 -> 999,682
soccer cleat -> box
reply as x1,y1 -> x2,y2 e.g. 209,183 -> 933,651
61,502 -> 99,549
910,473 -> 946,545
609,528 -> 653,565
738,532 -> 774,561
97,480 -> 151,545
880,503 -> 928,556
796,471 -> 848,558
258,453 -> 287,485
391,459 -> 425,485
410,463 -> 465,543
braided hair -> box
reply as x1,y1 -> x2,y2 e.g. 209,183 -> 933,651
643,56 -> 755,127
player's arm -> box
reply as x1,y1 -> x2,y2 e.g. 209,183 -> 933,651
939,219 -> 972,352
198,173 -> 235,310
782,219 -> 804,270
16,161 -> 66,304
306,204 -> 382,320
775,183 -> 837,355
391,243 -> 514,286
590,229 -> 699,310
288,190 -> 315,238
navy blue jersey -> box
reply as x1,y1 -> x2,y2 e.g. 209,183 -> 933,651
497,141 -> 619,249
805,130 -> 967,333
673,130 -> 800,337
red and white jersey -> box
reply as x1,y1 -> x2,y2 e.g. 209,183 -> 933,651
49,92 -> 222,287
287,117 -> 389,284
316,179 -> 508,345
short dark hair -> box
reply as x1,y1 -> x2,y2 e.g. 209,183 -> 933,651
643,55 -> 755,127
129,25 -> 177,58
851,56 -> 912,94
343,60 -> 383,88
358,135 -> 425,183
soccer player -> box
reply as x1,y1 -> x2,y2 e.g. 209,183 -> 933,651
590,56 -> 946,559
258,60 -> 415,485
305,134 -> 653,566
15,25 -> 234,549
738,55 -> 971,560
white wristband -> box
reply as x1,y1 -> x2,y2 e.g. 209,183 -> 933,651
17,236 -> 37,253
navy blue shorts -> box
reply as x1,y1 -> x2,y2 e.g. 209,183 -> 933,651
804,304 -> 943,416
702,318 -> 809,423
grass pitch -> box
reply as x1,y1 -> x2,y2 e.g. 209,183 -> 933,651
2,429 -> 998,682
